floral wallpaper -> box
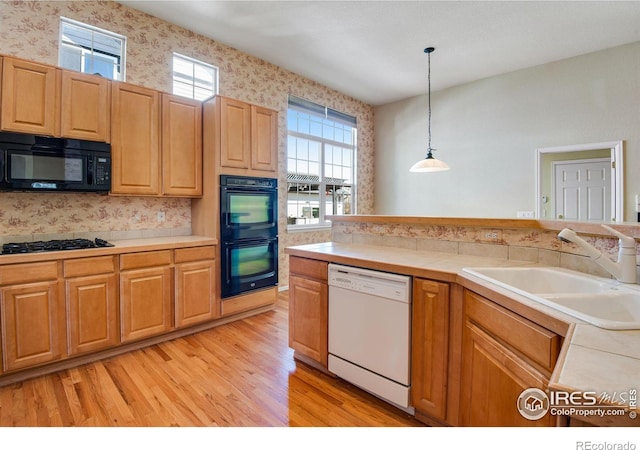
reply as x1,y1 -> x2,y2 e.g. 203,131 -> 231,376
0,192 -> 190,238
0,1 -> 375,282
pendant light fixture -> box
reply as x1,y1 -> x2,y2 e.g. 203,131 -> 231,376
410,47 -> 450,172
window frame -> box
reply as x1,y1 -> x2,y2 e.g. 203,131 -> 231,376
58,17 -> 127,81
172,52 -> 219,101
286,97 -> 357,232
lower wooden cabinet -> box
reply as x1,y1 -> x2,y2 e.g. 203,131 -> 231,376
0,244 -> 224,379
120,251 -> 172,343
458,290 -> 561,426
411,278 -> 450,423
65,256 -> 119,356
1,280 -> 64,372
0,261 -> 64,373
288,256 -> 328,368
175,246 -> 218,327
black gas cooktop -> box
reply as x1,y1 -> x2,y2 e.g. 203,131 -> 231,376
1,238 -> 114,255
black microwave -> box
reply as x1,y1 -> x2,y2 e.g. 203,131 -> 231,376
0,132 -> 111,193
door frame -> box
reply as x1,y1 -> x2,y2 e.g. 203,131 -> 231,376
535,140 -> 623,222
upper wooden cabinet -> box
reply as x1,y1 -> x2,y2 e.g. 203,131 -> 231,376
110,82 -> 161,195
111,85 -> 204,197
205,95 -> 278,176
162,94 -> 203,197
219,96 -> 251,170
251,105 -> 278,172
1,56 -> 110,142
1,57 -> 60,136
60,70 -> 111,142
1,55 -> 205,198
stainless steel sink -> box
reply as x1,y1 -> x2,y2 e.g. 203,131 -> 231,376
462,266 -> 640,330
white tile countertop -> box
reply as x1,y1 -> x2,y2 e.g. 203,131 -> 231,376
286,241 -> 640,426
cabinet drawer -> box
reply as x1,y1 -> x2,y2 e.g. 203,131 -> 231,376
64,256 -> 116,277
120,250 -> 172,270
289,256 -> 328,281
464,290 -> 560,372
0,261 -> 58,285
174,246 -> 215,263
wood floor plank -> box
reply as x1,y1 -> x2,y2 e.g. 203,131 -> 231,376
0,291 -> 423,427
0,384 -> 14,425
75,364 -> 125,425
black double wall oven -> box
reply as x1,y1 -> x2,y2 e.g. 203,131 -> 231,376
220,175 -> 278,299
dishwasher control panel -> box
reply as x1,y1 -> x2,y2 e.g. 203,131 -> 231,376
328,264 -> 411,303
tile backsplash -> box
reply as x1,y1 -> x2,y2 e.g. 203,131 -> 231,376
331,220 -> 637,280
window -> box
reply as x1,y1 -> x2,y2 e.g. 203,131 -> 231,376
59,17 -> 126,81
172,53 -> 218,101
287,95 -> 357,229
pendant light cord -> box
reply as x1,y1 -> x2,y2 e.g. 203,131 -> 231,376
410,46 -> 449,172
427,49 -> 432,152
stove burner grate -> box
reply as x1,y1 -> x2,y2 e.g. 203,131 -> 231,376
1,238 -> 114,255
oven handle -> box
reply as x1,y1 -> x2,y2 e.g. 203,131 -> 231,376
222,237 -> 278,246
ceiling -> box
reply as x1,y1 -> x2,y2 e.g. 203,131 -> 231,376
119,1 -> 640,106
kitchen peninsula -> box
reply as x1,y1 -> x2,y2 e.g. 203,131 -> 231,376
286,216 -> 640,427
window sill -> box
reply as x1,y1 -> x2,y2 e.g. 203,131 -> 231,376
286,223 -> 332,233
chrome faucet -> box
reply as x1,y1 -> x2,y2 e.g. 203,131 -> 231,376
558,225 -> 637,284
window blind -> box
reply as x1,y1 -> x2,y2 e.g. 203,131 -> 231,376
288,95 -> 356,127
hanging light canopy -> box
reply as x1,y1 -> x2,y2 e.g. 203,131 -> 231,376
410,47 -> 450,173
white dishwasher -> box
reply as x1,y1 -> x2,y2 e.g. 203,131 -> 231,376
328,263 -> 412,410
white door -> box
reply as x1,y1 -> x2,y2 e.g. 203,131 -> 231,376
554,158 -> 611,221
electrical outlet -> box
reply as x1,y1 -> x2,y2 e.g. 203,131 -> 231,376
485,232 -> 498,240
157,211 -> 165,223
517,211 -> 535,218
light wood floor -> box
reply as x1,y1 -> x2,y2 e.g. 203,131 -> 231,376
0,291 -> 423,427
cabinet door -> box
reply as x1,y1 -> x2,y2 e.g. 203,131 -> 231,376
60,70 -> 110,142
288,275 -> 328,367
250,105 -> 278,172
66,273 -> 118,355
162,94 -> 203,197
1,57 -> 60,135
411,278 -> 450,422
219,97 -> 251,169
175,259 -> 217,327
111,82 -> 161,195
459,322 -> 556,427
120,267 -> 172,342
1,281 -> 64,372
